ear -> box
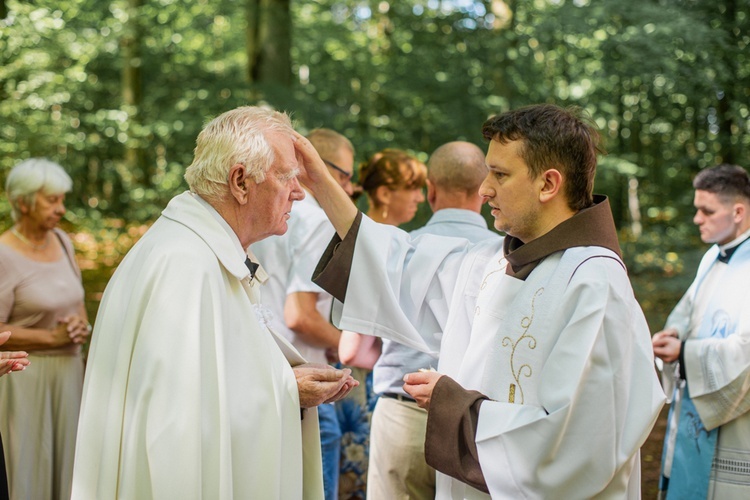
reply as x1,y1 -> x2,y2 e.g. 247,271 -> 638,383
733,202 -> 746,224
538,169 -> 563,204
227,163 -> 251,204
374,185 -> 391,207
426,179 -> 436,206
17,198 -> 29,214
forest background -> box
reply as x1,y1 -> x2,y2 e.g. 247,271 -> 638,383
1,0 -> 748,495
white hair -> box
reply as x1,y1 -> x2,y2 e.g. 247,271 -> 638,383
184,106 -> 295,201
5,158 -> 73,221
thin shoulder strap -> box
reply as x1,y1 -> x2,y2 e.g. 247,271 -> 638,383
54,229 -> 78,272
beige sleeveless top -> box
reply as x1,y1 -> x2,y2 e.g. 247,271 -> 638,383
0,228 -> 84,355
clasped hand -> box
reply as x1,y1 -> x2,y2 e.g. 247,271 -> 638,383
652,327 -> 681,364
56,315 -> 90,345
294,363 -> 358,408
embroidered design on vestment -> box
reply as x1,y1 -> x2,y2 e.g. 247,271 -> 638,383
480,257 -> 507,290
502,287 -> 543,404
477,257 -> 509,317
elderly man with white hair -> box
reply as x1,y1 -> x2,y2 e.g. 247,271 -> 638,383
71,106 -> 356,500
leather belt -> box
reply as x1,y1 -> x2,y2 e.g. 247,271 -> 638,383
381,392 -> 416,403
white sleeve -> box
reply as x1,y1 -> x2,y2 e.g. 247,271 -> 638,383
332,216 -> 474,355
685,308 -> 750,430
658,283 -> 696,399
664,283 -> 695,337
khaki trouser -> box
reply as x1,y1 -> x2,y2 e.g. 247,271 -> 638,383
367,396 -> 436,500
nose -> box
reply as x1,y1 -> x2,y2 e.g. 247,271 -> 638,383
291,177 -> 305,201
56,201 -> 66,215
693,211 -> 702,226
342,180 -> 354,197
478,173 -> 493,202
416,189 -> 425,202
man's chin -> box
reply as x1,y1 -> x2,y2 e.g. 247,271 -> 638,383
698,232 -> 716,244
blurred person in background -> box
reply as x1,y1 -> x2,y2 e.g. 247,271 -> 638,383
0,158 -> 90,500
364,141 -> 501,500
250,128 -> 356,500
654,164 -> 750,499
337,148 -> 426,498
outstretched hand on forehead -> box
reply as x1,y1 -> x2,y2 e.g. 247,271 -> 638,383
292,130 -> 359,237
292,131 -> 333,190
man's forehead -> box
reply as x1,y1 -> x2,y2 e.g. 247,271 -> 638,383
331,147 -> 355,171
694,189 -> 726,207
267,130 -> 294,151
485,139 -> 522,165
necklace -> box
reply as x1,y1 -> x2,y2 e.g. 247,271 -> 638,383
11,227 -> 50,251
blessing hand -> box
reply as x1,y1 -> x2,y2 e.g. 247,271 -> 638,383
292,132 -> 335,191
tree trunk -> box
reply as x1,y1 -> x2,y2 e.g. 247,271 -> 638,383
717,0 -> 737,164
247,0 -> 291,87
246,0 -> 260,83
122,0 -> 145,183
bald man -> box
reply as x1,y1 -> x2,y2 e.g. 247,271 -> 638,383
367,142 -> 501,500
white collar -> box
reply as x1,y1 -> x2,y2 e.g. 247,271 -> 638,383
719,226 -> 750,256
191,192 -> 247,259
161,191 -> 253,281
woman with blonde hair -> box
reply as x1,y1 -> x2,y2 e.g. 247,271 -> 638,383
0,158 -> 89,500
358,148 -> 427,226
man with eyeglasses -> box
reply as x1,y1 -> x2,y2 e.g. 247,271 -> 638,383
323,157 -> 357,199
251,128 -> 357,500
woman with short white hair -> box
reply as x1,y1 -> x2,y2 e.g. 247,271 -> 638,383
0,158 -> 89,500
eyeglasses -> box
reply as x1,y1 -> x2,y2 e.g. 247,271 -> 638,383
323,159 -> 353,181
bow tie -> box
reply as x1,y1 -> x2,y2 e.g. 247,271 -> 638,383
245,257 -> 260,279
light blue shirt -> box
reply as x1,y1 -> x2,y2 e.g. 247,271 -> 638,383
372,208 -> 501,396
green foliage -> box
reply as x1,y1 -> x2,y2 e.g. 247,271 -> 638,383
1,0 -> 748,322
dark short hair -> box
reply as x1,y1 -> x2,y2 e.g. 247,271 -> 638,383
693,164 -> 750,203
482,104 -> 602,211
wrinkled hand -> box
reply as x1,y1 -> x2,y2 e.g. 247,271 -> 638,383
0,331 -> 30,376
652,328 -> 681,363
60,315 -> 90,344
294,363 -> 358,408
403,370 -> 444,410
293,132 -> 335,191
